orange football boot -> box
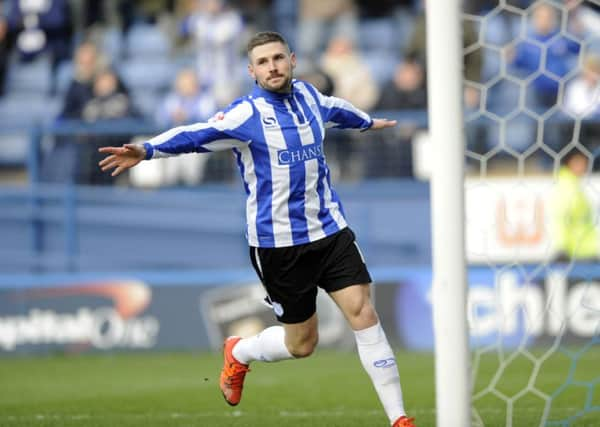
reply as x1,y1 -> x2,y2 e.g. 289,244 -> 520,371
219,336 -> 250,406
392,416 -> 416,427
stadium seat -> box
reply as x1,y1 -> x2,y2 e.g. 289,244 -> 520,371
362,51 -> 397,85
359,18 -> 398,53
481,47 -> 501,83
6,56 -> 52,95
55,60 -> 73,95
125,24 -> 172,59
0,132 -> 29,165
0,93 -> 60,128
273,0 -> 298,43
131,90 -> 161,120
118,59 -> 175,93
102,27 -> 124,60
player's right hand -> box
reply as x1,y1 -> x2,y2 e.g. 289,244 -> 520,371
98,143 -> 146,176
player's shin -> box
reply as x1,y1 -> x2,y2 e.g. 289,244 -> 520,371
232,325 -> 293,364
354,322 -> 406,424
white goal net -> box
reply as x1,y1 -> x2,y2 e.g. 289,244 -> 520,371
462,1 -> 600,425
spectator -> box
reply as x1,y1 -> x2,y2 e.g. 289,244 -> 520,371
179,0 -> 244,107
6,0 -> 73,93
567,0 -> 600,41
296,0 -> 358,63
376,60 -> 427,111
564,54 -> 600,118
152,68 -> 218,186
82,69 -> 135,122
79,68 -> 137,185
403,0 -> 481,114
60,42 -> 106,118
509,3 -> 580,110
231,0 -> 273,33
318,36 -> 379,180
0,15 -> 9,96
551,149 -> 599,262
156,68 -> 217,126
117,0 -> 174,35
42,41 -> 104,183
364,60 -> 427,178
404,1 -> 481,84
297,66 -> 335,96
320,35 -> 379,112
356,0 -> 406,18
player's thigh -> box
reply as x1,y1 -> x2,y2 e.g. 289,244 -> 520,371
329,283 -> 378,330
250,246 -> 318,324
318,228 -> 372,294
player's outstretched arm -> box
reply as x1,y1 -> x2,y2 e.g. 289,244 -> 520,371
98,143 -> 146,176
368,118 -> 398,130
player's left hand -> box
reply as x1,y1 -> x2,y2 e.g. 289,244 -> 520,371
98,143 -> 146,176
368,118 -> 398,130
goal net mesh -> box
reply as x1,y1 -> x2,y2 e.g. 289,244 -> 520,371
462,1 -> 600,425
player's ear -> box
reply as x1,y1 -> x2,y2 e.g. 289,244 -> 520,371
247,63 -> 255,80
290,52 -> 297,69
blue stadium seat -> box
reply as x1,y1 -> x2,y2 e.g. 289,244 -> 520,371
0,94 -> 59,128
394,8 -> 416,52
125,24 -> 172,59
273,0 -> 298,43
118,59 -> 176,93
359,18 -> 398,53
6,56 -> 52,94
0,132 -> 29,165
482,13 -> 513,47
55,60 -> 73,95
481,47 -> 501,83
102,27 -> 124,60
131,90 -> 161,120
362,51 -> 397,85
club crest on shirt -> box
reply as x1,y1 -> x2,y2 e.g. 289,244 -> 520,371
262,116 -> 278,127
277,142 -> 323,165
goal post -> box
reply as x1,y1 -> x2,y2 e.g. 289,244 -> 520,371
425,0 -> 471,426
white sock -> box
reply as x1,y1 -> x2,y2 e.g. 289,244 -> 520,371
355,322 -> 405,424
232,326 -> 293,364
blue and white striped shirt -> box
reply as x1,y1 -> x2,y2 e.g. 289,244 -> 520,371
143,79 -> 373,248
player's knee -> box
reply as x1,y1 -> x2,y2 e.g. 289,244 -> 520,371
349,299 -> 377,321
346,301 -> 378,329
288,334 -> 318,358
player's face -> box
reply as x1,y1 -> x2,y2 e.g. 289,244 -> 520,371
248,42 -> 296,93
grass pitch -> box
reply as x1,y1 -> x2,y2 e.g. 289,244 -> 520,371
0,348 -> 598,426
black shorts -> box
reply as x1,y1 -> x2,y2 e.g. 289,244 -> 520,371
249,227 -> 372,324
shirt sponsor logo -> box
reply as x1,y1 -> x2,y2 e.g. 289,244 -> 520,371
277,142 -> 322,165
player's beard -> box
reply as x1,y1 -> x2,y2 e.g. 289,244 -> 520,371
264,73 -> 292,93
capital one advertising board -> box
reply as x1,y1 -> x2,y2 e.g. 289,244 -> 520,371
0,281 -> 161,352
0,278 -> 354,354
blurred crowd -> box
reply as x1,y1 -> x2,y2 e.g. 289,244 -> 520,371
1,0 -> 600,185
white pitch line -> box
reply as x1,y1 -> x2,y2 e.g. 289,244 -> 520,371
0,407 -> 588,421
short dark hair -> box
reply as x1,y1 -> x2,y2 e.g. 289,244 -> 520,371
563,148 -> 588,165
246,31 -> 290,58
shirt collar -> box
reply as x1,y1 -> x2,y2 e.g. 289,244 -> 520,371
251,81 -> 295,101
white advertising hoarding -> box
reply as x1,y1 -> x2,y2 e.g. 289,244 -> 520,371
465,176 -> 600,263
